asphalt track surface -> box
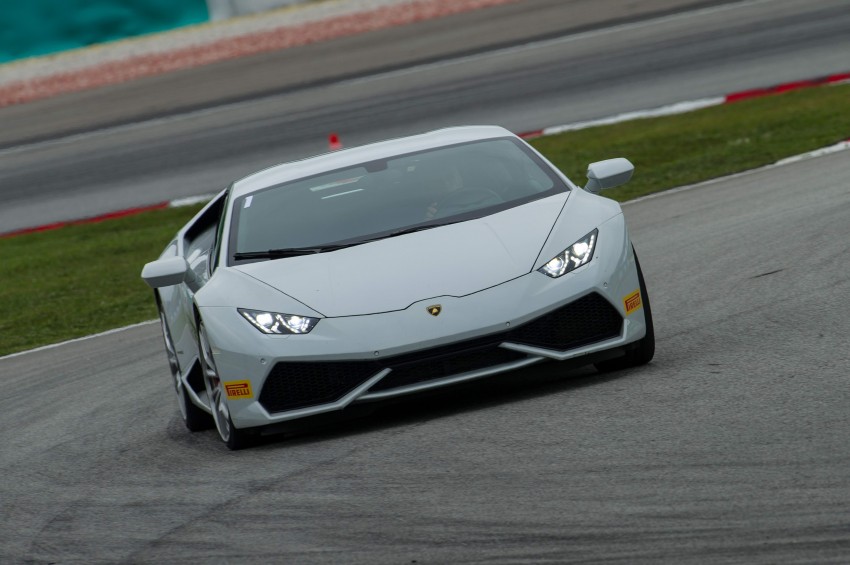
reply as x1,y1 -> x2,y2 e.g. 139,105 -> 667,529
3,150 -> 850,563
1,0 -> 850,233
3,0 -> 850,562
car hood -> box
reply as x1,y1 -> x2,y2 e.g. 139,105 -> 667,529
234,193 -> 568,317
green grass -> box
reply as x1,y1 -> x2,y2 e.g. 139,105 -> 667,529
532,84 -> 850,201
1,84 -> 849,356
0,206 -> 204,355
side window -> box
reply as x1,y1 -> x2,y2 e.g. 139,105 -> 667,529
211,191 -> 230,274
183,193 -> 227,284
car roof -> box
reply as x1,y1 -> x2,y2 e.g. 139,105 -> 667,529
230,125 -> 517,198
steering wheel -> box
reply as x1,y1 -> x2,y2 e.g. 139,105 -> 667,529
430,187 -> 503,219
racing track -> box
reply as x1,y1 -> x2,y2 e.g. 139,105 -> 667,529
3,0 -> 850,562
2,151 -> 849,563
1,0 -> 849,233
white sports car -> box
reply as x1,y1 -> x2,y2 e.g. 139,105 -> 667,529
142,126 -> 653,449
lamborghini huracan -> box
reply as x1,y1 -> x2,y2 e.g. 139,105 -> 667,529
141,126 -> 654,449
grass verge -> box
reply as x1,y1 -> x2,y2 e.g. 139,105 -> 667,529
1,84 -> 849,357
0,206 -> 204,356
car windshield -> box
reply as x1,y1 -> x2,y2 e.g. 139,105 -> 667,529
229,137 -> 565,263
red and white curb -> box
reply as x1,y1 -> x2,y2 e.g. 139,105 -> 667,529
0,194 -> 219,239
2,72 -> 849,240
517,98 -> 724,140
518,71 -> 850,139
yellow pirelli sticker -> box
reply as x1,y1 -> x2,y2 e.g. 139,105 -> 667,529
224,380 -> 253,399
623,290 -> 642,315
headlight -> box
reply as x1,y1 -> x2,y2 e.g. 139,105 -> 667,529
538,229 -> 598,278
239,309 -> 319,334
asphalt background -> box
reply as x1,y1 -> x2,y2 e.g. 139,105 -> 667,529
2,0 -> 850,562
2,0 -> 849,233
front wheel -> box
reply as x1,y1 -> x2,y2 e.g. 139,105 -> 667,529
198,320 -> 253,450
595,249 -> 655,372
158,301 -> 211,432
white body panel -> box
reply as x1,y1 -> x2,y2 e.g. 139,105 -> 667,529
231,194 -> 568,316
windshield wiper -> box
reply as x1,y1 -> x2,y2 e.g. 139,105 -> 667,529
233,245 -> 351,260
387,221 -> 461,237
358,220 -> 465,243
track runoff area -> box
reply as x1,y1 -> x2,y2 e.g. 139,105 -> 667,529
2,71 -> 848,241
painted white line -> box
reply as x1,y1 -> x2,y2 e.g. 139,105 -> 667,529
169,193 -> 217,207
540,98 -> 725,134
0,320 -> 158,361
624,139 -> 850,206
775,140 -> 850,165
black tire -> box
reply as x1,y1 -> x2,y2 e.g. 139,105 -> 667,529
595,249 -> 655,372
197,320 -> 253,450
157,299 -> 212,432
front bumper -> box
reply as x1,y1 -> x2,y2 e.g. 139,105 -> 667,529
200,213 -> 649,429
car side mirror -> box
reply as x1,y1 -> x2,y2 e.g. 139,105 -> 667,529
141,256 -> 193,289
584,158 -> 634,194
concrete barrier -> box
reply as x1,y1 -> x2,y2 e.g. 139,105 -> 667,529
206,0 -> 308,20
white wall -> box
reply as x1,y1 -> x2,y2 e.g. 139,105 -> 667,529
206,0 -> 311,20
